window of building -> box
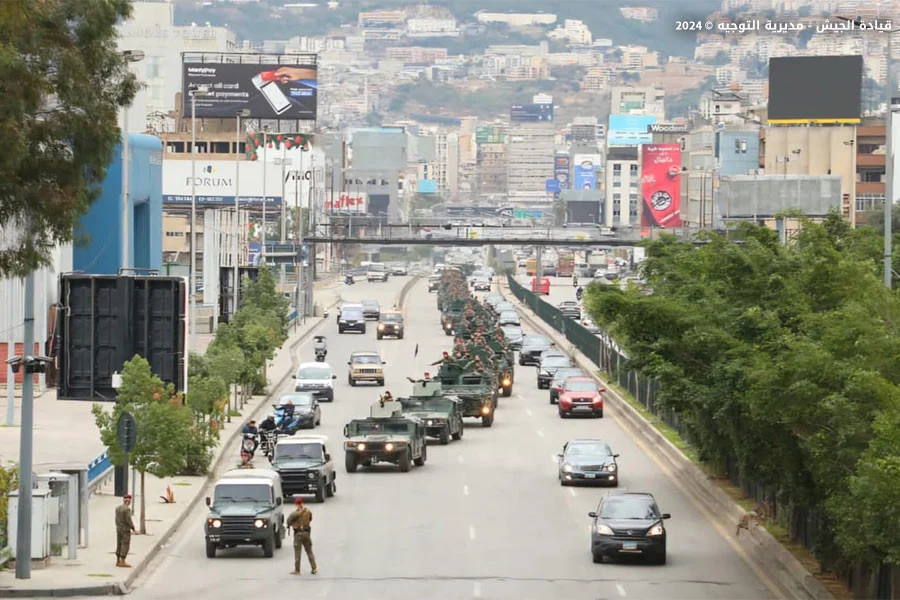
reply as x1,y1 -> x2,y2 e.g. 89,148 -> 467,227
629,197 -> 639,217
856,193 -> 885,212
613,197 -> 621,217
613,164 -> 621,174
629,164 -> 638,175
613,181 -> 621,188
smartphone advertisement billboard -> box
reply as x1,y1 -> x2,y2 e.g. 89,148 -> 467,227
640,144 -> 682,228
182,62 -> 318,120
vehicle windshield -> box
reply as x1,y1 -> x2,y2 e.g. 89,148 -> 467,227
522,336 -> 550,349
567,442 -> 612,456
599,497 -> 659,520
276,443 -> 323,460
280,394 -> 313,406
402,398 -> 454,412
382,314 -> 402,322
565,381 -> 599,392
213,483 -> 271,504
363,301 -> 379,308
369,264 -> 385,271
553,369 -> 585,383
353,422 -> 413,435
502,326 -> 522,338
297,367 -> 332,380
342,309 -> 364,319
542,356 -> 570,368
352,355 -> 381,364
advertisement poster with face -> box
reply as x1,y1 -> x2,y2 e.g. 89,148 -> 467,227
640,144 -> 682,228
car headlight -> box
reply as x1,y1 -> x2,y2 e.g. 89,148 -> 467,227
605,464 -> 616,472
208,518 -> 222,528
357,443 -> 366,451
385,442 -> 394,451
378,324 -> 385,330
427,420 -> 433,426
596,524 -> 614,535
562,463 -> 574,473
254,519 -> 267,529
647,523 -> 664,536
481,406 -> 491,415
307,472 -> 317,479
502,377 -> 511,385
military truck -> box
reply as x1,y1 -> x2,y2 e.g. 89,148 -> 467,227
436,364 -> 496,427
397,379 -> 464,445
343,400 -> 428,472
440,300 -> 466,335
271,435 -> 336,503
204,469 -> 285,558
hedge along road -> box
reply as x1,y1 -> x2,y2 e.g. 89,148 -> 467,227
86,276 -> 776,600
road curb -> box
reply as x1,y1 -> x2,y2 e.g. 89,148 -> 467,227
498,280 -> 832,600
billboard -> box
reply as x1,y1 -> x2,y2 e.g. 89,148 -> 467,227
573,154 -> 601,190
608,114 -> 657,146
554,153 -> 570,190
182,62 -> 318,120
510,103 -> 553,122
163,160 -> 296,207
324,193 -> 368,214
476,126 -> 506,144
640,144 -> 682,228
768,56 -> 862,124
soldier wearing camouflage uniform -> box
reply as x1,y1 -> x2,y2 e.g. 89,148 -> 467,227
115,494 -> 136,567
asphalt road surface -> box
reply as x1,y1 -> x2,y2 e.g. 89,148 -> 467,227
115,275 -> 778,600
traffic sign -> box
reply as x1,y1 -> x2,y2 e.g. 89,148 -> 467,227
117,412 -> 137,453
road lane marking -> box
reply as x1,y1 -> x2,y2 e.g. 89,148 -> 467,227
610,411 -> 787,600
463,485 -> 469,496
536,429 -> 545,437
473,581 -> 482,598
469,526 -> 477,540
616,583 -> 627,597
457,455 -> 464,464
568,488 -> 576,497
526,409 -> 533,417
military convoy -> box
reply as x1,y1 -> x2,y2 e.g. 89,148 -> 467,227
342,400 -> 428,472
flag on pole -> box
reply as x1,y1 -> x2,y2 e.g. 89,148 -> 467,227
414,344 -> 419,357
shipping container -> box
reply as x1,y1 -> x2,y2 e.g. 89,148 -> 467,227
56,274 -> 187,401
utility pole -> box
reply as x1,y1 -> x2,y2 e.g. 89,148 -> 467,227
15,272 -> 35,579
262,127 -> 269,264
234,109 -> 249,316
885,40 -> 895,288
189,89 -> 198,351
120,50 -> 144,271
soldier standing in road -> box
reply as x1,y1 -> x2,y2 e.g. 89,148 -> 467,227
115,494 -> 137,568
287,497 -> 318,575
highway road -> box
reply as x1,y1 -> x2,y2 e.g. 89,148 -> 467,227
111,275 -> 778,600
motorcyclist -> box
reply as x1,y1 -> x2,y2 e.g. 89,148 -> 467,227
344,273 -> 354,285
576,286 -> 584,301
242,420 -> 259,453
313,336 -> 327,359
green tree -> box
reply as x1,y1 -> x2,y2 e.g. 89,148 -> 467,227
0,0 -> 139,276
92,356 -> 192,533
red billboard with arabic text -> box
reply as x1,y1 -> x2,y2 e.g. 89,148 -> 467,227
640,144 -> 682,228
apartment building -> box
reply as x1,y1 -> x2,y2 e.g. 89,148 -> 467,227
604,147 -> 640,227
611,86 -> 666,121
506,122 -> 555,198
386,46 -> 449,65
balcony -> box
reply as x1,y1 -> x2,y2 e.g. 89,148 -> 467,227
856,182 -> 885,194
856,154 -> 885,167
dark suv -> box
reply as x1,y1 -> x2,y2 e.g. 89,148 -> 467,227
338,307 -> 366,334
588,492 -> 670,564
519,334 -> 552,366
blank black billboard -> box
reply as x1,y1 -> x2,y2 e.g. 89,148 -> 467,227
510,103 -> 553,122
768,56 -> 862,122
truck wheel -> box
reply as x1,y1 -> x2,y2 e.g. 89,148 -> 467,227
315,480 -> 326,503
482,413 -> 494,427
262,536 -> 275,558
205,541 -> 217,558
348,375 -> 355,386
378,379 -> 384,386
414,446 -> 426,466
502,386 -> 512,397
451,426 -> 462,441
345,453 -> 357,473
326,478 -> 336,497
377,333 -> 382,340
361,326 -> 367,334
275,526 -> 283,549
398,333 -> 404,339
439,429 -> 450,445
399,450 -> 412,472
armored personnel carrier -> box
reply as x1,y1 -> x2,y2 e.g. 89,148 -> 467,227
343,400 -> 427,473
397,379 -> 464,445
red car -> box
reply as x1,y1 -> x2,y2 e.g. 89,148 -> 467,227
558,376 -> 605,418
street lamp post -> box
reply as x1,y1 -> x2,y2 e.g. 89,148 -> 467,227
120,50 -> 144,270
262,126 -> 269,263
234,109 -> 250,317
189,85 -> 210,350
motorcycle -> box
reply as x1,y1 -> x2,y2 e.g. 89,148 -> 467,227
313,335 -> 327,362
344,275 -> 355,285
240,433 -> 257,459
576,287 -> 584,301
258,429 -> 277,462
273,403 -> 301,435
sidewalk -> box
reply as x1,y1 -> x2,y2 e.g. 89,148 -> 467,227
0,278 -> 342,596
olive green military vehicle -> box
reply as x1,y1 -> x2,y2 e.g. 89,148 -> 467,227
436,364 -> 496,427
397,379 -> 464,445
204,469 -> 285,559
343,400 -> 428,472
